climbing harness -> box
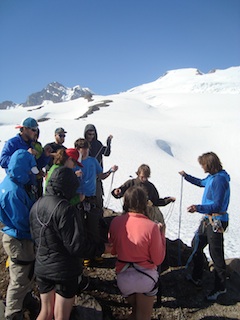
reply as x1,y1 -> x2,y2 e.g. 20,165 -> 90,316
117,259 -> 159,293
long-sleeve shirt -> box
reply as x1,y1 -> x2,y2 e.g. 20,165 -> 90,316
184,170 -> 230,221
109,212 -> 166,273
112,177 -> 172,206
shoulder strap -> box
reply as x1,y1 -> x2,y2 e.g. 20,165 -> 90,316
35,198 -> 67,255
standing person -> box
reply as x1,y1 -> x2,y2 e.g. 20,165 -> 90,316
44,127 -> 67,172
30,166 -> 107,320
84,124 -> 113,209
108,187 -> 166,320
74,138 -> 117,265
112,164 -> 176,224
179,152 -> 230,301
0,149 -> 40,320
0,117 -> 50,175
74,138 -> 117,212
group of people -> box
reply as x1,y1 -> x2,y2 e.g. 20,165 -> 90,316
0,116 -> 230,320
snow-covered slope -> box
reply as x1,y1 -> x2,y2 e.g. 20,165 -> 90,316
0,67 -> 239,259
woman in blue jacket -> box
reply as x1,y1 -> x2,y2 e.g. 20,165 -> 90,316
179,152 -> 230,301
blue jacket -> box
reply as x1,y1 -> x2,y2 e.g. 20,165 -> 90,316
0,133 -> 50,170
0,149 -> 37,239
185,170 -> 230,221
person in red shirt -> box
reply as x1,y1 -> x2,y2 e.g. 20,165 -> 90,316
109,186 -> 166,320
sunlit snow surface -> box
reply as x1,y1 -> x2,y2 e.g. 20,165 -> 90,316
0,67 -> 239,259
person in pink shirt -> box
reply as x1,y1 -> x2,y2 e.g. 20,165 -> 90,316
108,186 -> 166,320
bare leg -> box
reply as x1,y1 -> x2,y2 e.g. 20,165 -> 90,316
135,293 -> 154,320
54,293 -> 75,320
37,290 -> 55,320
126,294 -> 136,320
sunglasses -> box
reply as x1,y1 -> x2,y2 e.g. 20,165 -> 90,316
58,134 -> 66,138
27,127 -> 38,132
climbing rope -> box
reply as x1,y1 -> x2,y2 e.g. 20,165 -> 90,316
104,172 -> 115,208
164,201 -> 175,224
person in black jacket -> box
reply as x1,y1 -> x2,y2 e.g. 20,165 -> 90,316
30,166 -> 107,320
112,164 -> 176,225
84,124 -> 113,210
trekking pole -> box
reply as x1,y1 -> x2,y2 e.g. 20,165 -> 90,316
178,175 -> 184,266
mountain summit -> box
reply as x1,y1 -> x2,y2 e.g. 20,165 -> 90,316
0,82 -> 93,109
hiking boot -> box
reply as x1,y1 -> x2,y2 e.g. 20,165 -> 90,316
185,274 -> 202,289
206,288 -> 227,301
23,291 -> 40,319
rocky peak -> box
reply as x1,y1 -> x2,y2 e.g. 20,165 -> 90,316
0,82 -> 93,109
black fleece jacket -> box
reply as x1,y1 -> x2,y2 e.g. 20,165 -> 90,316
30,167 -> 105,281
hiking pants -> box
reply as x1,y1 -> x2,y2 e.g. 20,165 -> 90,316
95,177 -> 104,210
2,234 -> 35,318
191,219 -> 228,290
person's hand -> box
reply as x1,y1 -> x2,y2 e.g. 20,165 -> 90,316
28,148 -> 38,156
170,197 -> 176,202
187,205 -> 197,213
44,144 -> 53,157
107,135 -> 113,145
80,194 -> 85,202
156,222 -> 166,234
111,165 -> 118,172
114,188 -> 121,195
38,169 -> 46,178
147,200 -> 153,206
75,170 -> 82,178
179,171 -> 186,177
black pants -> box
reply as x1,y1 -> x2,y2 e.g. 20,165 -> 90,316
95,177 -> 104,210
191,219 -> 228,290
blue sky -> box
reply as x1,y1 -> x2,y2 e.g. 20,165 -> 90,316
0,0 -> 239,103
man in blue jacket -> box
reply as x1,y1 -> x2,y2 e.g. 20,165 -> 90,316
0,117 -> 50,190
179,152 -> 230,301
0,149 -> 40,320
0,117 -> 51,199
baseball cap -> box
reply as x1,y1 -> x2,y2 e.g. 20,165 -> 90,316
65,148 -> 83,167
15,117 -> 38,129
55,127 -> 67,134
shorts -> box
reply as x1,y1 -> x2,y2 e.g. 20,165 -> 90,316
117,266 -> 159,297
36,275 -> 82,299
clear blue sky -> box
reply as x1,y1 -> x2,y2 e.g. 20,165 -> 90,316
0,0 -> 239,103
